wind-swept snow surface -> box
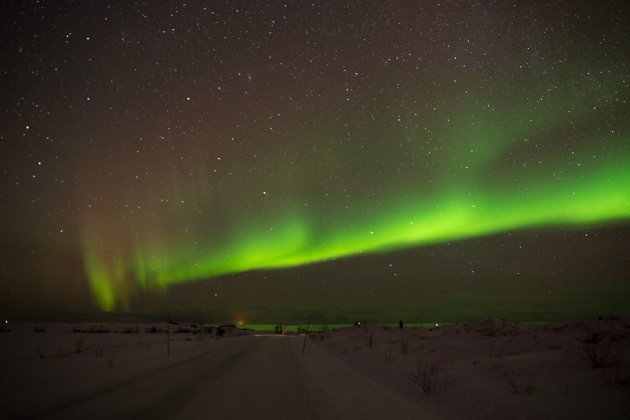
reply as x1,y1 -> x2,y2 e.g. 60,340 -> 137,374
313,318 -> 630,419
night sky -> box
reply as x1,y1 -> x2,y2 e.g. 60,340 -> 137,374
1,1 -> 629,321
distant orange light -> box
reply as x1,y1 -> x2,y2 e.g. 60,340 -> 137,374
237,320 -> 244,326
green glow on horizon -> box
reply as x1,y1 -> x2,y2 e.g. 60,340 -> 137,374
81,84 -> 630,310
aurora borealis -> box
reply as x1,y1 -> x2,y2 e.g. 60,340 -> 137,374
1,1 -> 629,319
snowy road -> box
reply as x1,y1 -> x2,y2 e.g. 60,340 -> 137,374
33,336 -> 317,420
17,334 -> 435,419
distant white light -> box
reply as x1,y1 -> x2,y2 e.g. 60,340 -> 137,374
4,320 -> 7,324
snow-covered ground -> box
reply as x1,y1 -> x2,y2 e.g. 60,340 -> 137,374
312,317 -> 630,419
0,318 -> 628,419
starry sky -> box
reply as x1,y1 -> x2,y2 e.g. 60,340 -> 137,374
1,1 -> 629,322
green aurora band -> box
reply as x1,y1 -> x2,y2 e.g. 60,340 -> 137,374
82,84 -> 630,310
